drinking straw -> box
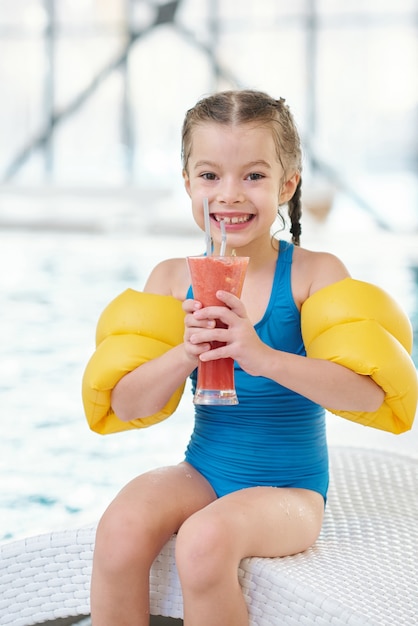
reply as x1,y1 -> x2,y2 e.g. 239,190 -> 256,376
220,219 -> 227,256
203,198 -> 211,256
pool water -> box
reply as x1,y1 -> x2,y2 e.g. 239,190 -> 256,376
1,194 -> 417,543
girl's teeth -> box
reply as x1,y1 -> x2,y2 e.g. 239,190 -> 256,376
215,215 -> 251,224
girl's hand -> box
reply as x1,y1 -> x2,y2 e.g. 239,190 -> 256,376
182,298 -> 216,363
187,291 -> 270,377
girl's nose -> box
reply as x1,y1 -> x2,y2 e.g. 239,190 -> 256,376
216,178 -> 245,204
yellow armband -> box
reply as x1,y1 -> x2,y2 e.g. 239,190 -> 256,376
301,278 -> 417,434
82,289 -> 185,435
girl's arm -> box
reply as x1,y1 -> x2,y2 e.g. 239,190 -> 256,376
261,251 -> 386,412
110,342 -> 195,422
194,298 -> 385,413
110,258 -> 209,422
254,348 -> 385,412
190,250 -> 386,413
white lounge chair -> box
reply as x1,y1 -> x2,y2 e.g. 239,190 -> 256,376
1,446 -> 417,625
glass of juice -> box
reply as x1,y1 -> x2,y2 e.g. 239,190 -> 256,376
187,255 -> 249,405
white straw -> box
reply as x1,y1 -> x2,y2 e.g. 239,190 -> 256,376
220,219 -> 227,256
203,198 -> 211,256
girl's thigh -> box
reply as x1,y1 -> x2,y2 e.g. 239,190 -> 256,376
185,486 -> 324,559
100,461 -> 217,539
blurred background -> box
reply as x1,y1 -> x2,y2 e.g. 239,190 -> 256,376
0,0 -> 417,543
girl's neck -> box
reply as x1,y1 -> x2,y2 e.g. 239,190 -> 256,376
212,235 -> 279,270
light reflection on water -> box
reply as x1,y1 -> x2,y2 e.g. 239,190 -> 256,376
1,204 -> 417,543
0,228 -> 202,542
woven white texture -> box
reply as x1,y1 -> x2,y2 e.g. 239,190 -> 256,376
1,447 -> 417,625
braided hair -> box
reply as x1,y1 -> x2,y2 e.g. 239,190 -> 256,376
288,177 -> 302,246
181,89 -> 303,245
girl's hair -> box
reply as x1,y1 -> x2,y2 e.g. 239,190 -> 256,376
181,89 -> 303,245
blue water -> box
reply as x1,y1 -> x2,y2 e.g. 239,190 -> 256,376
1,195 -> 417,544
0,224 -> 201,543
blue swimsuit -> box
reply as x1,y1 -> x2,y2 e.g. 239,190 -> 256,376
184,241 -> 329,500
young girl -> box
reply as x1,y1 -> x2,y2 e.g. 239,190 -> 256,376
88,90 -> 390,625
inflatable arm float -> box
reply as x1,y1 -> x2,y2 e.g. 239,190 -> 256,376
82,289 -> 185,435
301,278 -> 417,434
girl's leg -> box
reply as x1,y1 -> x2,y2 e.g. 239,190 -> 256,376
90,462 -> 216,626
175,486 -> 324,626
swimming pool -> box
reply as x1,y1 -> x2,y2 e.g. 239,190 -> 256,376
1,191 -> 417,543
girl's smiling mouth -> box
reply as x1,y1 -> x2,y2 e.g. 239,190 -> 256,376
212,213 -> 254,225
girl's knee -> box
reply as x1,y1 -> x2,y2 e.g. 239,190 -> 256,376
176,512 -> 234,591
94,503 -> 156,576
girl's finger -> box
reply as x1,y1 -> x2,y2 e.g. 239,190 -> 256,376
182,298 -> 202,314
192,305 -> 236,327
214,290 -> 247,317
189,327 -> 228,345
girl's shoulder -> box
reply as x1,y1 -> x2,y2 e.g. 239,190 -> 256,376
292,246 -> 350,305
143,257 -> 190,301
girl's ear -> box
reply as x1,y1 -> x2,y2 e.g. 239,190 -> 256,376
279,172 -> 300,204
183,170 -> 192,197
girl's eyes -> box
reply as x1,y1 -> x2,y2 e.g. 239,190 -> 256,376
200,172 -> 265,181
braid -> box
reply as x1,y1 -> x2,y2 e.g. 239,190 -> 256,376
288,178 -> 302,246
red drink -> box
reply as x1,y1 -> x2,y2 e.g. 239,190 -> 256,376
187,255 -> 249,405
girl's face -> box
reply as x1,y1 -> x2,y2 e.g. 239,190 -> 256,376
183,122 -> 298,255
